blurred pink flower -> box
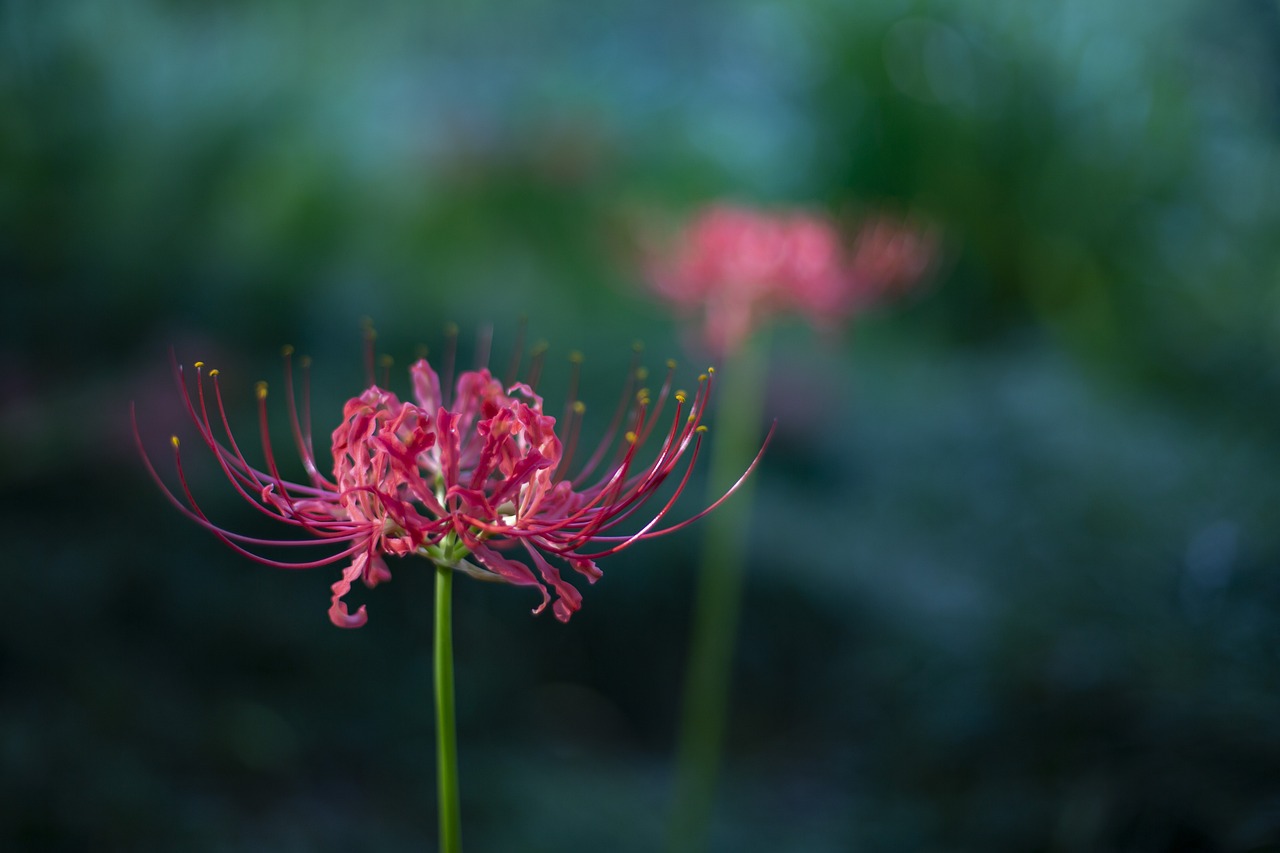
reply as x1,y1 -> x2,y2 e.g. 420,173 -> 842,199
648,203 -> 936,354
136,342 -> 765,627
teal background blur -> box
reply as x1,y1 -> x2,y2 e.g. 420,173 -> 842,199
5,1 -> 1280,850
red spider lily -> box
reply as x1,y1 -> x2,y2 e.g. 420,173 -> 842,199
648,203 -> 936,355
134,337 -> 768,627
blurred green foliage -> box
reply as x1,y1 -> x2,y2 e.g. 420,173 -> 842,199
3,0 -> 1280,850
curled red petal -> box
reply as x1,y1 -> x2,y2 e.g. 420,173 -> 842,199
329,555 -> 371,628
469,541 -> 551,616
363,554 -> 392,588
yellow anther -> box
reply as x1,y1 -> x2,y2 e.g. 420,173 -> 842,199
625,430 -> 638,444
209,368 -> 219,377
569,350 -> 584,364
688,414 -> 696,423
707,366 -> 715,375
572,401 -> 586,414
698,373 -> 708,382
636,367 -> 649,381
299,357 -> 311,368
675,391 -> 687,404
696,425 -> 708,434
666,359 -> 677,370
194,361 -> 204,369
170,435 -> 180,448
256,381 -> 268,399
531,340 -> 549,355
281,345 -> 294,357
379,354 -> 394,367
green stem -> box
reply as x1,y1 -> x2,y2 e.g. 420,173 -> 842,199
668,334 -> 768,853
435,565 -> 462,853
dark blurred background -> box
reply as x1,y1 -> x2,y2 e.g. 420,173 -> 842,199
4,1 -> 1280,850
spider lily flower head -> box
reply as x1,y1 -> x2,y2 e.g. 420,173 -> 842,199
135,333 -> 767,628
647,203 -> 936,355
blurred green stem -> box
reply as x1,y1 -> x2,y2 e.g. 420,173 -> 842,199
668,334 -> 768,853
435,565 -> 462,853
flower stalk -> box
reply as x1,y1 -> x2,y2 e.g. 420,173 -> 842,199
435,563 -> 462,853
667,332 -> 767,853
